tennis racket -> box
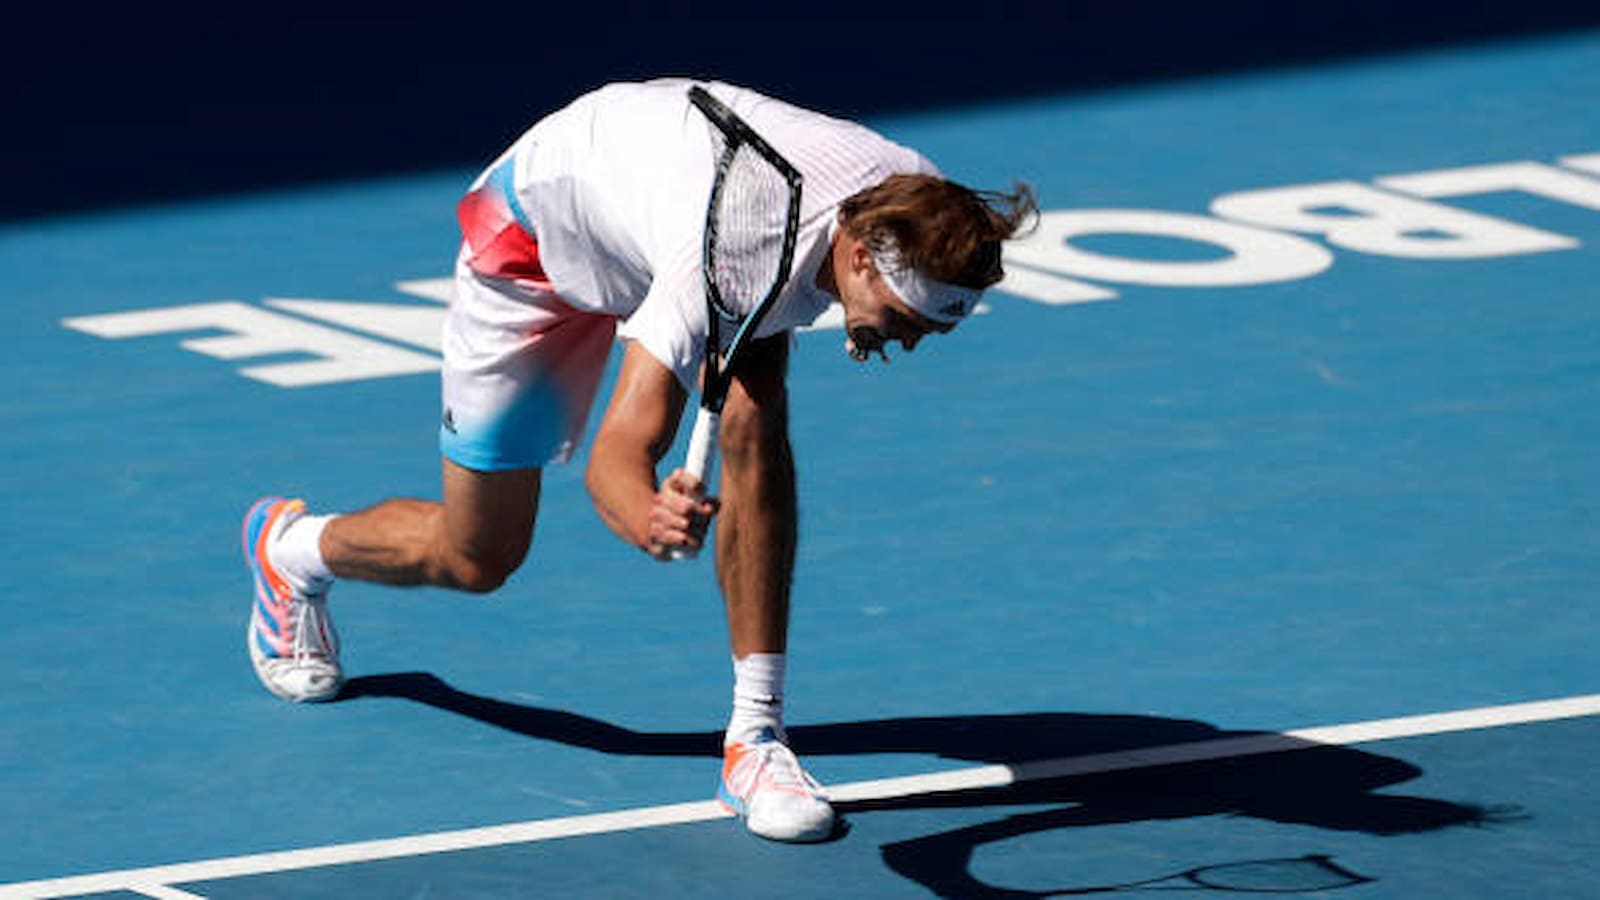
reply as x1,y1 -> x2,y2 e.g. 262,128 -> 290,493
671,85 -> 804,560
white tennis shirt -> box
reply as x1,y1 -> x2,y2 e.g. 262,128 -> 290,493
483,78 -> 940,389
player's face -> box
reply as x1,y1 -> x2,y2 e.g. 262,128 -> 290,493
842,278 -> 951,362
831,232 -> 954,362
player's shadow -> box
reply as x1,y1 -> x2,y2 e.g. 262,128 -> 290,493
342,672 -> 1509,897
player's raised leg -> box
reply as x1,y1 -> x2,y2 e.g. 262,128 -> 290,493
320,462 -> 541,593
243,462 -> 541,702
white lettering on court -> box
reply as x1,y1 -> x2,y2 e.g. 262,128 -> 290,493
62,301 -> 440,387
1005,209 -> 1334,287
1378,161 -> 1600,211
266,298 -> 445,353
1559,153 -> 1600,177
1209,180 -> 1577,258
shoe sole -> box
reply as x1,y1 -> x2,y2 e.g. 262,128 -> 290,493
246,626 -> 343,703
717,778 -> 836,843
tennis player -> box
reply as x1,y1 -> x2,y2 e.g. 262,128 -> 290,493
243,78 -> 1035,843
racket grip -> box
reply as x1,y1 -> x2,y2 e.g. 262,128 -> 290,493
669,409 -> 720,561
683,408 -> 719,482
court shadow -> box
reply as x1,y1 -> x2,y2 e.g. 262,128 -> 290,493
343,672 -> 1509,896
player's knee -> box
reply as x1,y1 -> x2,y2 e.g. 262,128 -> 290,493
441,550 -> 523,595
451,559 -> 515,594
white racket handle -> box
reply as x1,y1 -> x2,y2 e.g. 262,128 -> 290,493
668,408 -> 719,560
683,407 -> 719,482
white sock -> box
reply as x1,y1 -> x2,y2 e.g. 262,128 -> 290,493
726,653 -> 787,746
269,512 -> 337,591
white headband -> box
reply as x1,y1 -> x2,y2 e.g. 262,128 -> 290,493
871,245 -> 983,325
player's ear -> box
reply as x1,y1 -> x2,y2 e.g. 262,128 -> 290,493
847,233 -> 876,277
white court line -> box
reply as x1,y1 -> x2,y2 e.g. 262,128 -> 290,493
127,885 -> 208,900
4,693 -> 1597,900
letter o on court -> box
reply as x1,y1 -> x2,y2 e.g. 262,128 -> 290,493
1006,210 -> 1334,287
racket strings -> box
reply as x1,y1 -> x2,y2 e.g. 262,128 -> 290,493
706,135 -> 793,319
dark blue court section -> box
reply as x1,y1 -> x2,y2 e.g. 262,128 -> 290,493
96,718 -> 1600,898
3,28 -> 1598,899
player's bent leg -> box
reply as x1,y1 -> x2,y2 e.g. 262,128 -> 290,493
243,463 -> 540,702
313,461 -> 541,593
436,459 -> 542,593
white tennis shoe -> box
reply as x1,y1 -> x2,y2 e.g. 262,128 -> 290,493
243,497 -> 343,702
718,729 -> 837,842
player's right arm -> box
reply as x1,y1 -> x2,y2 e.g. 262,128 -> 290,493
586,340 -> 719,558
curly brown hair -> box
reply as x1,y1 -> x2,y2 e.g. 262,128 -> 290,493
837,174 -> 1038,290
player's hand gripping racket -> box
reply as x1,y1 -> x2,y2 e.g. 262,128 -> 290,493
670,85 -> 803,560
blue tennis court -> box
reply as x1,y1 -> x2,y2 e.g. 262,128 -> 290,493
4,25 -> 1599,899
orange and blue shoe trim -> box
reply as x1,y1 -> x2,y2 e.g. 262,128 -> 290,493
242,496 -> 303,660
717,746 -> 753,817
717,727 -> 790,816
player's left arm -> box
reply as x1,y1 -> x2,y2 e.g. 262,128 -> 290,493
587,340 -> 719,558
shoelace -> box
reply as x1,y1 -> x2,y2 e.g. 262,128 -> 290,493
289,591 -> 336,665
734,742 -> 823,798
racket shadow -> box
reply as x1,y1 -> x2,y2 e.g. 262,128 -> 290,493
341,672 -> 1511,894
